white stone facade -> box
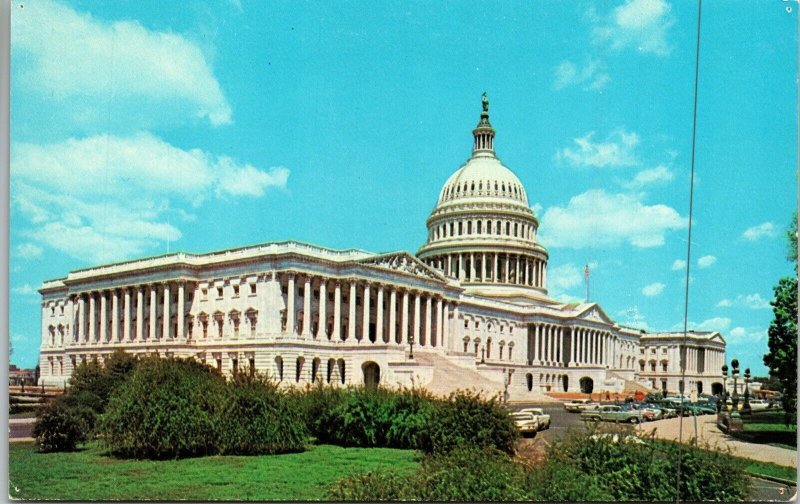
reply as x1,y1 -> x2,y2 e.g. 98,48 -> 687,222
37,99 -> 725,399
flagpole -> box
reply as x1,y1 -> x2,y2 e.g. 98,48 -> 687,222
584,264 -> 590,303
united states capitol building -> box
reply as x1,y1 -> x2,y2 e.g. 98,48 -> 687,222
38,97 -> 726,399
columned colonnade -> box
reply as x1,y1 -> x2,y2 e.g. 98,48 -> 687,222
424,252 -> 546,288
281,272 -> 455,350
527,324 -> 617,368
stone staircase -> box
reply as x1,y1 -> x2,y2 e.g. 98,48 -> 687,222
607,371 -> 656,393
411,351 -> 504,398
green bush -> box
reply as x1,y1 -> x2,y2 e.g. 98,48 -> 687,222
426,390 -> 518,455
216,373 -> 308,455
294,385 -> 437,450
100,357 -> 225,459
540,428 -> 751,501
328,446 -> 529,501
32,398 -> 90,452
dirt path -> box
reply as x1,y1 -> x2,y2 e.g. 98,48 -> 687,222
637,415 -> 797,468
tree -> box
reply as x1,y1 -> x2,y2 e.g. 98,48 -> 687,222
763,213 -> 798,424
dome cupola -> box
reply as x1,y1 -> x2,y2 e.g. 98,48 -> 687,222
417,94 -> 549,299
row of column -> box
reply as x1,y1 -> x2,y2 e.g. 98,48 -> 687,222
682,346 -> 709,374
73,282 -> 189,345
425,252 -> 546,288
430,218 -> 534,241
283,273 -> 455,350
527,324 -> 616,367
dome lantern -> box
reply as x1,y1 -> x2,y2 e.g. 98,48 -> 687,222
472,92 -> 495,156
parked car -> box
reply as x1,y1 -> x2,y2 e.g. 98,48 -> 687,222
519,408 -> 551,430
747,399 -> 770,412
639,403 -> 665,421
510,411 -> 539,437
581,405 -> 644,424
564,399 -> 600,413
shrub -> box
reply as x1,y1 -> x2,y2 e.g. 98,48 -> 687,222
291,383 -> 348,444
100,357 -> 225,459
538,428 -> 751,502
215,373 -> 308,455
426,390 -> 518,454
32,398 -> 90,452
294,385 -> 437,450
328,446 -> 529,501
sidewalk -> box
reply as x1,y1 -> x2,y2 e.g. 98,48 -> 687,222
637,415 -> 797,468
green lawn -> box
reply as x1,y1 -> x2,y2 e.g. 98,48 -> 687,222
741,459 -> 797,484
9,442 -> 420,501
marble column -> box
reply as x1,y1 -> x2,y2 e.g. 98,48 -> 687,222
123,289 -> 131,341
319,280 -> 327,339
177,283 -> 185,340
136,288 -> 144,341
362,283 -> 370,342
389,288 -> 397,343
302,277 -> 312,337
376,285 -> 384,343
163,283 -> 170,339
333,281 -> 342,340
413,292 -> 421,344
88,293 -> 96,342
436,298 -> 443,347
424,295 -> 432,346
493,254 -> 499,283
557,327 -> 564,365
149,286 -> 157,341
401,291 -> 409,344
287,274 -> 296,335
78,295 -> 86,342
110,290 -> 119,342
348,281 -> 357,340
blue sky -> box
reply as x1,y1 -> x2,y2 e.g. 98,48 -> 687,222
9,0 -> 797,376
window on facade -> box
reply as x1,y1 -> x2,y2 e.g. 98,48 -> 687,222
201,288 -> 208,300
650,361 -> 656,372
458,222 -> 463,235
216,358 -> 222,371
640,362 -> 645,372
250,283 -> 257,296
216,287 -> 223,298
232,358 -> 239,376
233,285 -> 240,297
477,221 -> 482,234
249,358 -> 255,376
662,362 -> 668,372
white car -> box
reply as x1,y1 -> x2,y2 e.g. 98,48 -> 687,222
564,399 -> 599,413
519,408 -> 551,430
510,411 -> 539,436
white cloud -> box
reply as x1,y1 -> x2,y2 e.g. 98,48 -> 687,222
548,263 -> 585,294
12,133 -> 289,263
697,255 -> 717,268
11,284 -> 37,295
14,243 -> 43,259
540,189 -> 687,248
642,282 -> 665,297
553,60 -> 611,91
671,259 -> 686,271
12,0 -> 231,126
696,317 -> 731,332
742,222 -> 778,241
592,0 -> 675,56
624,165 -> 674,189
716,293 -> 771,310
727,326 -> 766,344
555,130 -> 639,168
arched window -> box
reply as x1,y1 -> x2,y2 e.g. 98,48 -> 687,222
295,356 -> 304,383
477,221 -> 482,234
275,356 -> 284,381
497,221 -> 502,235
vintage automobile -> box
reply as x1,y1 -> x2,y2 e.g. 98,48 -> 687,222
510,411 -> 539,436
519,408 -> 551,430
581,405 -> 645,424
564,399 -> 600,413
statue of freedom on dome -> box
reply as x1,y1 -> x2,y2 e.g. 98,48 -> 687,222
481,92 -> 489,112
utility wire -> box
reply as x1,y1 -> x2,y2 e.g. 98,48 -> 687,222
675,0 -> 703,501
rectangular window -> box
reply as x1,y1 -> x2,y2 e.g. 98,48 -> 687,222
216,287 -> 223,298
233,285 -> 240,297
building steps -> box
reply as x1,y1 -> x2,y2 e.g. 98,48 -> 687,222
411,351 -> 504,398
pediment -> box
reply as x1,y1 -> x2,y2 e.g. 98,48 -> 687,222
575,303 -> 615,325
358,252 -> 445,282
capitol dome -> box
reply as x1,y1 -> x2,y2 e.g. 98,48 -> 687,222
417,94 -> 549,299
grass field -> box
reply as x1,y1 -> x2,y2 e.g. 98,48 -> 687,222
9,442 -> 420,500
741,459 -> 797,484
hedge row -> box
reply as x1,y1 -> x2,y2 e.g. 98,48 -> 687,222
34,353 -> 517,459
328,431 -> 752,502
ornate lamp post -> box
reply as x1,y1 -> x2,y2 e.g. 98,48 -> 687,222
408,334 -> 415,360
720,364 -> 729,412
743,368 -> 752,414
731,359 -> 740,411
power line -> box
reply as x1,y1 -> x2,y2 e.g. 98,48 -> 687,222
675,0 -> 703,501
